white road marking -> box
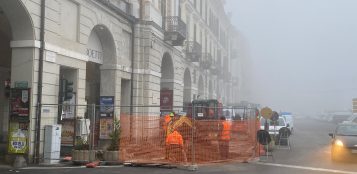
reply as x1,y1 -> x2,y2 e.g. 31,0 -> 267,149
256,162 -> 357,174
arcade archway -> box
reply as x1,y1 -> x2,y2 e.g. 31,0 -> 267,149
160,53 -> 174,112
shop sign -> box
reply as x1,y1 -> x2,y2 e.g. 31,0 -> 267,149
8,123 -> 28,154
86,48 -> 103,64
15,81 -> 28,89
99,118 -> 113,139
100,96 -> 114,117
10,88 -> 30,121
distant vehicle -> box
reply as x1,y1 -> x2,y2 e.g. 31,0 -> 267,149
329,123 -> 357,162
188,99 -> 223,120
342,114 -> 357,124
281,112 -> 294,134
222,108 -> 236,121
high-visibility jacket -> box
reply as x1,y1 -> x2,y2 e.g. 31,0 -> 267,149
165,114 -> 171,124
220,121 -> 231,141
166,131 -> 183,146
163,114 -> 171,130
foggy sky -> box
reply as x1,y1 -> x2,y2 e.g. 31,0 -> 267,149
226,0 -> 357,116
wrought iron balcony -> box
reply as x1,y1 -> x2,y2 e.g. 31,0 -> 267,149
164,16 -> 187,46
200,53 -> 213,70
185,41 -> 202,62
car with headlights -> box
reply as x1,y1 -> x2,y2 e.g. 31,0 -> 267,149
329,123 -> 357,161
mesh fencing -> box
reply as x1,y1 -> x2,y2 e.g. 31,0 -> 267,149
119,106 -> 260,165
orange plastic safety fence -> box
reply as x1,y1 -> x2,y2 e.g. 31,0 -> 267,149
119,114 -> 259,165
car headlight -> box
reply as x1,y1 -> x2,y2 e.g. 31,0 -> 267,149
335,140 -> 344,147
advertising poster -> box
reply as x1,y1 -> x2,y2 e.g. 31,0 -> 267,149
99,118 -> 113,139
8,122 -> 28,154
10,88 -> 30,121
100,96 -> 114,117
160,89 -> 173,111
61,120 -> 74,146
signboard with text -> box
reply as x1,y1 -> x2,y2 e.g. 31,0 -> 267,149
8,122 -> 28,154
100,96 -> 114,117
10,88 -> 30,122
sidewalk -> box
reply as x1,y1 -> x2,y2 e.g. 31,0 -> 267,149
0,160 -> 125,170
0,164 -> 12,169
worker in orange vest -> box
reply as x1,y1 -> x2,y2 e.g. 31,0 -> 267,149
218,116 -> 231,159
163,112 -> 175,135
162,112 -> 174,153
165,129 -> 187,163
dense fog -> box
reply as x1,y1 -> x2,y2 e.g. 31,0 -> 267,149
226,0 -> 357,116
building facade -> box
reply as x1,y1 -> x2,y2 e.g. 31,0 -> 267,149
0,0 -> 238,162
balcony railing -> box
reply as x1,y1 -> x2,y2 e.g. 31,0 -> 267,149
164,16 -> 187,46
200,53 -> 213,70
185,41 -> 202,62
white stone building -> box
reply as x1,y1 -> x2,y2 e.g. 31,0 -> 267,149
0,0 -> 238,163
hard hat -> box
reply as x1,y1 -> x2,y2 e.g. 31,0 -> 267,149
170,112 -> 174,117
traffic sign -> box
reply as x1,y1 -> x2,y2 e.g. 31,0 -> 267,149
261,107 -> 273,119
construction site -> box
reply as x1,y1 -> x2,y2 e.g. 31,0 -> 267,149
119,105 -> 260,166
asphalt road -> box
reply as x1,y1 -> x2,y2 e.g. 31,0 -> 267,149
2,117 -> 357,174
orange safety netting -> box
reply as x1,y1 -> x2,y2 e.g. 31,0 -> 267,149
119,114 -> 259,165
